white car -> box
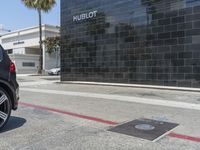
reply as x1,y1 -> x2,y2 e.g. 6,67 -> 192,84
48,68 -> 60,75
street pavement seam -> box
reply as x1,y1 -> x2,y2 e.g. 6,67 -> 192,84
19,101 -> 200,143
19,81 -> 58,87
21,88 -> 200,111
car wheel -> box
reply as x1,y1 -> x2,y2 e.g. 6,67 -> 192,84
0,87 -> 12,130
57,71 -> 60,75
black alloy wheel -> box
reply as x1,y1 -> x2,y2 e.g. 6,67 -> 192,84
0,87 -> 11,130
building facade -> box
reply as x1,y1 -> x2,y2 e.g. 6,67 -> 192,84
61,0 -> 200,87
1,25 -> 60,74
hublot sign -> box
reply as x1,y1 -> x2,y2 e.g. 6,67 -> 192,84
73,10 -> 98,22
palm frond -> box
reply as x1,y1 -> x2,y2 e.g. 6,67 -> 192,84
22,0 -> 56,12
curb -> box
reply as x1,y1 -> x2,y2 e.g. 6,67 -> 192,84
17,74 -> 35,77
60,81 -> 200,92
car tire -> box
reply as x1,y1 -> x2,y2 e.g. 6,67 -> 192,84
0,87 -> 12,130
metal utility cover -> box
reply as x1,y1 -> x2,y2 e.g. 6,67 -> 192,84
108,118 -> 179,142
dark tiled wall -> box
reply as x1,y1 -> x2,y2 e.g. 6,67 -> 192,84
61,0 -> 200,87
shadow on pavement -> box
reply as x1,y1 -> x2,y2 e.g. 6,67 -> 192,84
0,116 -> 26,133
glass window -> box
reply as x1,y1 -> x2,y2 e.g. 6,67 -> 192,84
22,62 -> 35,67
7,49 -> 13,54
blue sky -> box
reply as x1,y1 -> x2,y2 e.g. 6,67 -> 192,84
0,0 -> 60,31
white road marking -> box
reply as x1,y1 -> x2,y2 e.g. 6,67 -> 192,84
21,88 -> 200,111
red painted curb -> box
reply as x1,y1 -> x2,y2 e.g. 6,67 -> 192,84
168,132 -> 200,143
19,101 -> 200,143
19,102 -> 118,125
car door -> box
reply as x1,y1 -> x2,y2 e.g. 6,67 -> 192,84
0,45 -> 10,80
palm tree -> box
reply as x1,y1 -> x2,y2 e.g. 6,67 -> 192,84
22,0 -> 56,74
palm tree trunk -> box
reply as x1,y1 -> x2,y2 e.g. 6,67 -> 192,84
38,9 -> 43,74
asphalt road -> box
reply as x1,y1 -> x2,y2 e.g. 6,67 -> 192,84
0,75 -> 200,150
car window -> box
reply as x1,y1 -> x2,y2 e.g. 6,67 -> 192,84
0,45 -> 3,61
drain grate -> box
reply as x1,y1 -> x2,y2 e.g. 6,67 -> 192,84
108,118 -> 179,142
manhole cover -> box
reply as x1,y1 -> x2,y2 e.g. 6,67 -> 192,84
135,124 -> 155,131
108,118 -> 179,142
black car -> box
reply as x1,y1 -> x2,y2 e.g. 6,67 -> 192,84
0,45 -> 19,130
